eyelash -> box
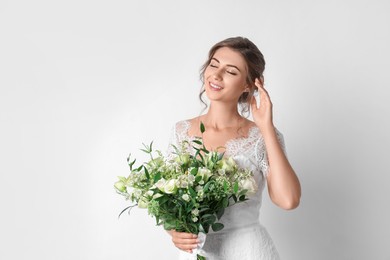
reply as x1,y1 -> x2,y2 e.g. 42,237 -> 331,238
209,64 -> 237,75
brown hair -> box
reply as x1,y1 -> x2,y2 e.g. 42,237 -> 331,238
199,36 -> 266,116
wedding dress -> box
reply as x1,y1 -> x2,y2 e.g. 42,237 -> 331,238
168,120 -> 284,260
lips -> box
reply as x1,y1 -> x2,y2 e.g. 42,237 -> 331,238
209,82 -> 223,91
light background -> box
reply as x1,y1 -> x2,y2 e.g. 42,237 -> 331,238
1,0 -> 390,259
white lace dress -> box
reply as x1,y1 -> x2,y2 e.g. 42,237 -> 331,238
169,120 -> 285,260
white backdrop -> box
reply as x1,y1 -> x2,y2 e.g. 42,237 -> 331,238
1,0 -> 390,259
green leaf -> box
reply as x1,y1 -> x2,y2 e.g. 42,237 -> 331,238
195,176 -> 203,183
144,166 -> 150,179
222,197 -> 229,208
199,207 -> 210,213
156,195 -> 169,205
223,180 -> 228,192
200,148 -> 209,154
233,182 -> 239,193
190,168 -> 198,175
211,223 -> 224,232
201,214 -> 216,224
216,208 -> 225,220
239,195 -> 246,201
200,122 -> 205,133
188,187 -> 196,198
154,172 -> 162,182
203,181 -> 212,192
163,221 -> 176,230
192,140 -> 202,145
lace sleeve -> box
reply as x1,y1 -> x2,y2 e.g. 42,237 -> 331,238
166,120 -> 190,157
255,128 -> 286,177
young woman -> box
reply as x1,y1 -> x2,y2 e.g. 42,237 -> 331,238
167,37 -> 301,260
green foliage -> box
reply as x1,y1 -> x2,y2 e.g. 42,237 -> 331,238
114,124 -> 257,256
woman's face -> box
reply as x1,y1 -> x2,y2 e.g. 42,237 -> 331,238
203,47 -> 248,104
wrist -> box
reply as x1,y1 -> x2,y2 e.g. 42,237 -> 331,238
258,123 -> 275,136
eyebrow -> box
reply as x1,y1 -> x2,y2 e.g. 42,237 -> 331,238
211,58 -> 241,72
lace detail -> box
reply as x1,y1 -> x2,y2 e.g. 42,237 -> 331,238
168,120 -> 286,260
167,120 -> 286,178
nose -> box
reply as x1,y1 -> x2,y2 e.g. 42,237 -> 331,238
212,68 -> 223,81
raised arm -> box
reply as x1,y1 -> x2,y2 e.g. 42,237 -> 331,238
251,78 -> 301,210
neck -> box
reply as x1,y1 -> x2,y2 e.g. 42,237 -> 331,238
202,102 -> 242,130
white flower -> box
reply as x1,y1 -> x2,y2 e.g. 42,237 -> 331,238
192,217 -> 198,222
218,157 -> 237,172
197,190 -> 204,201
187,174 -> 195,184
133,189 -> 142,199
163,179 -> 178,194
195,185 -> 203,192
191,208 -> 199,216
182,194 -> 190,202
239,177 -> 258,195
138,196 -> 149,208
155,178 -> 166,192
197,167 -> 212,182
175,154 -> 190,165
114,181 -> 126,192
153,193 -> 163,199
179,180 -> 188,189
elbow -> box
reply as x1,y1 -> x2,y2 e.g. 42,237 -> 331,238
273,193 -> 301,210
280,198 -> 300,210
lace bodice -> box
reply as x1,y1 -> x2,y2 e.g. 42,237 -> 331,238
169,120 -> 285,260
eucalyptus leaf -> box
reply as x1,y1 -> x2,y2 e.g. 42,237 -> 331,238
211,223 -> 224,232
239,195 -> 246,201
200,122 -> 205,133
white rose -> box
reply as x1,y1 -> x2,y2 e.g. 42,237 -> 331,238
197,168 -> 212,182
163,179 -> 178,194
155,178 -> 166,192
239,177 -> 258,195
218,157 -> 237,172
182,194 -> 190,202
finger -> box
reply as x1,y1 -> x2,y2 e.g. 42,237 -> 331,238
250,96 -> 258,111
172,231 -> 198,239
172,236 -> 199,245
175,242 -> 199,250
255,78 -> 272,105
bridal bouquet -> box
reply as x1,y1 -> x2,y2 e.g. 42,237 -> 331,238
114,123 -> 257,260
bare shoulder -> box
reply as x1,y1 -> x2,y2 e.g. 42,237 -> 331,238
241,118 -> 257,132
186,116 -> 203,136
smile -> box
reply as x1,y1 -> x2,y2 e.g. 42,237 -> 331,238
209,82 -> 223,91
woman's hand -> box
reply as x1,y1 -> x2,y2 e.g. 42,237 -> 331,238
167,230 -> 199,253
251,78 -> 274,131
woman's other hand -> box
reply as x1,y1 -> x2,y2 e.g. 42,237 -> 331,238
167,230 -> 199,253
251,78 -> 274,131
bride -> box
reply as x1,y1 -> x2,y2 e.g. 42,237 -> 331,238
167,37 -> 301,260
